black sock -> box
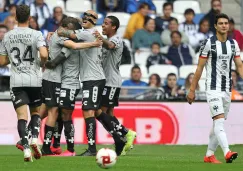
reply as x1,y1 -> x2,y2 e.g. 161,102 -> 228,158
111,116 -> 128,136
53,118 -> 63,148
27,121 -> 32,139
18,119 -> 29,149
42,125 -> 54,150
85,117 -> 96,152
31,115 -> 41,138
63,120 -> 75,152
96,112 -> 124,142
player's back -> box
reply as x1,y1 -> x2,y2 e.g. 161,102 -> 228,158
2,27 -> 45,88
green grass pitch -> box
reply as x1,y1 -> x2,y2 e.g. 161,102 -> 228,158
0,145 -> 242,171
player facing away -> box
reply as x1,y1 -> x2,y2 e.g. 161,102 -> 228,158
0,5 -> 48,162
98,16 -> 136,155
187,13 -> 243,163
58,10 -> 126,156
41,17 -> 103,155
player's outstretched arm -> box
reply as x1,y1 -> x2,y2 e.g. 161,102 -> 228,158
63,39 -> 102,50
57,27 -> 77,40
234,57 -> 243,79
187,57 -> 207,104
0,55 -> 10,66
45,53 -> 66,69
39,47 -> 48,64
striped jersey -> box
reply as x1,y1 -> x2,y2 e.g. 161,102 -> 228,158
199,36 -> 240,92
0,27 -> 46,88
102,35 -> 123,87
179,22 -> 199,37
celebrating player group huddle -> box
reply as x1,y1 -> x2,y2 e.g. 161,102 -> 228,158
0,5 -> 136,162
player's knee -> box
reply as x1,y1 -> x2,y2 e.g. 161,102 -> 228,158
106,108 -> 114,116
61,108 -> 73,121
16,105 -> 28,120
101,106 -> 108,113
95,109 -> 102,117
83,110 -> 95,118
213,114 -> 225,120
29,106 -> 40,115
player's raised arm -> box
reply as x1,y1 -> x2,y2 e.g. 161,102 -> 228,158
63,39 -> 102,50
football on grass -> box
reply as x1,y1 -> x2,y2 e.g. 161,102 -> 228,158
96,148 -> 117,169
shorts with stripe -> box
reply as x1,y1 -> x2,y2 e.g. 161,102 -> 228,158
42,80 -> 61,108
59,88 -> 80,110
101,86 -> 120,107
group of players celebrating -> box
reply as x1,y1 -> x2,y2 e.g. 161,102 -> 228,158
0,5 -> 136,162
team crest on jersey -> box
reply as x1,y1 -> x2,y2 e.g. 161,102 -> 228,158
221,60 -> 227,70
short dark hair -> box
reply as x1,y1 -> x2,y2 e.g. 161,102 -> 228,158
144,16 -> 153,26
16,5 -> 30,23
131,65 -> 141,72
163,2 -> 173,10
184,8 -> 195,15
169,18 -> 179,24
53,6 -> 62,13
167,73 -> 177,79
0,24 -> 8,31
229,17 -> 235,24
211,0 -> 221,6
138,3 -> 149,10
170,31 -> 182,38
151,42 -> 161,48
215,13 -> 229,25
61,17 -> 81,30
199,18 -> 209,26
106,16 -> 120,31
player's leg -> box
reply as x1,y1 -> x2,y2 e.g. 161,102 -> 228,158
10,88 -> 32,162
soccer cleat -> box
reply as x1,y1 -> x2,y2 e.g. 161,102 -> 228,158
204,155 -> 222,164
58,150 -> 76,156
115,140 -> 126,156
16,140 -> 24,152
76,149 -> 96,156
225,151 -> 238,163
41,148 -> 56,156
30,138 -> 42,160
121,130 -> 136,155
50,146 -> 62,155
24,148 -> 33,162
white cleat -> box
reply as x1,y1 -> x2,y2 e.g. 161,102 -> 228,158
30,138 -> 42,160
24,148 -> 33,162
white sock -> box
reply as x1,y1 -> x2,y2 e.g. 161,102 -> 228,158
206,126 -> 218,157
214,118 -> 230,156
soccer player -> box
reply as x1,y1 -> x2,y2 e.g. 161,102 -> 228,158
187,13 -> 243,163
41,17 -> 103,155
0,5 -> 48,162
58,10 -> 126,156
97,16 -> 137,155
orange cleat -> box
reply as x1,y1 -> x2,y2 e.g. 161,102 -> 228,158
16,141 -> 24,151
50,146 -> 62,155
204,155 -> 222,164
57,150 -> 76,156
225,151 -> 238,163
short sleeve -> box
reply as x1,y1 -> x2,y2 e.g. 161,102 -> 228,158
109,36 -> 120,49
36,31 -> 46,48
0,37 -> 8,56
61,47 -> 72,58
233,39 -> 241,58
199,39 -> 210,58
75,29 -> 90,41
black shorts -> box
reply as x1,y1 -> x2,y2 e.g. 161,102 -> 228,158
42,80 -> 61,108
59,88 -> 80,110
10,87 -> 42,109
101,86 -> 120,107
82,79 -> 106,110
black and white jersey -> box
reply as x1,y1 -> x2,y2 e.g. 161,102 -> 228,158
199,36 -> 240,92
179,22 -> 199,37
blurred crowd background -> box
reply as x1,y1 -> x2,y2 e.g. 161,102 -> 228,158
0,0 -> 243,101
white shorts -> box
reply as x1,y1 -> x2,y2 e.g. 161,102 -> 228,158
206,91 -> 231,119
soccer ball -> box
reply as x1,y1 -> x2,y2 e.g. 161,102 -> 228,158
96,148 -> 117,169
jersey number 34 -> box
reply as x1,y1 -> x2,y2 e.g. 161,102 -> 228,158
10,46 -> 34,66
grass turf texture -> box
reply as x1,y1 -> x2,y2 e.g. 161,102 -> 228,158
0,145 -> 242,171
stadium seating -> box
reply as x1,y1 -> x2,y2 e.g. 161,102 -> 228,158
117,26 -> 126,38
46,0 -> 65,11
179,65 -> 206,79
153,0 -> 166,15
193,13 -> 205,24
171,13 -> 185,23
106,12 -> 131,26
198,79 -> 206,91
149,65 -> 178,79
134,51 -> 151,66
173,1 -> 201,14
66,0 -> 92,13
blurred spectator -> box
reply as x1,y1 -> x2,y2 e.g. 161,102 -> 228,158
0,4 -> 17,23
0,24 -> 7,43
4,0 -> 34,8
203,0 -> 222,33
179,9 -> 198,47
125,0 -> 155,14
4,16 -> 16,30
161,31 -> 195,68
193,19 -> 213,52
0,0 -> 4,12
231,70 -> 243,100
8,4 -> 17,17
132,17 -> 162,52
122,65 -> 147,95
163,73 -> 184,99
30,0 -> 52,28
123,3 -> 149,40
146,42 -> 171,72
148,74 -> 161,88
161,18 -> 189,46
181,73 -> 199,92
29,16 -> 40,30
228,18 -> 243,51
155,2 -> 174,34
97,0 -> 125,16
42,7 -> 66,32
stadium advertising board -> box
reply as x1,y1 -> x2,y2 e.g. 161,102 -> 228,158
0,101 -> 243,145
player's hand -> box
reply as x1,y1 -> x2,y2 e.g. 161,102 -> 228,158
186,90 -> 195,105
93,30 -> 102,39
46,32 -> 54,41
94,38 -> 103,47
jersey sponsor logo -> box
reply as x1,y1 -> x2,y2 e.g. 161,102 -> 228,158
209,98 -> 219,102
92,86 -> 98,103
60,90 -> 67,97
83,90 -> 89,98
219,55 -> 230,60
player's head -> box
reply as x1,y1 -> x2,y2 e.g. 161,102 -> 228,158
131,65 -> 142,82
0,24 -> 8,41
166,73 -> 177,88
102,16 -> 119,36
82,10 -> 98,29
16,5 -> 30,24
214,13 -> 229,35
61,17 -> 82,30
